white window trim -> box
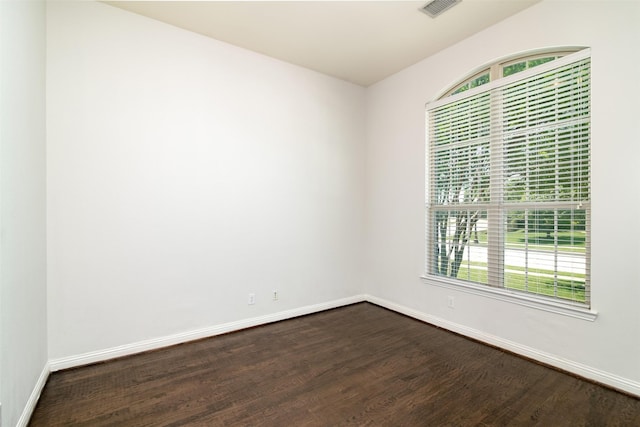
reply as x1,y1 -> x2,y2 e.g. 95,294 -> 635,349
429,49 -> 590,110
433,46 -> 588,100
424,49 -> 595,320
421,275 -> 597,321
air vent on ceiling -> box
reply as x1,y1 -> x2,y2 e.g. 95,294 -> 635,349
420,0 -> 461,18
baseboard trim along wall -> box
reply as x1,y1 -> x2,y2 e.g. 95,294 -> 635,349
17,362 -> 50,427
29,292 -> 639,426
46,293 -> 639,399
48,295 -> 366,372
364,294 -> 640,398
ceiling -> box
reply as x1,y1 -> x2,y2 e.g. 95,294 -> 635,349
106,1 -> 540,87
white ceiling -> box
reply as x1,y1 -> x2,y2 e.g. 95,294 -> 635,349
106,1 -> 540,87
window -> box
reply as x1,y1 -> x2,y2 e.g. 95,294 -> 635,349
450,71 -> 490,96
425,49 -> 591,310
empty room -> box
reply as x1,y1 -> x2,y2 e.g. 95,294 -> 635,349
1,0 -> 639,425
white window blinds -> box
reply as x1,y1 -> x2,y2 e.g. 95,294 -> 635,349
426,49 -> 591,307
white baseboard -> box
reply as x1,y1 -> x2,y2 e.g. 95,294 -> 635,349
364,294 -> 640,398
20,293 -> 639,426
49,295 -> 366,372
16,362 -> 50,427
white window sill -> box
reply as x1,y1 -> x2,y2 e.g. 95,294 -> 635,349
421,275 -> 598,322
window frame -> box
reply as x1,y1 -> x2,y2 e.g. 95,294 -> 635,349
422,48 -> 596,321
437,49 -> 581,100
448,69 -> 490,96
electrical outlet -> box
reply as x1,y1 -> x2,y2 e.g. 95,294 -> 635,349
447,295 -> 455,309
248,293 -> 255,305
272,290 -> 278,301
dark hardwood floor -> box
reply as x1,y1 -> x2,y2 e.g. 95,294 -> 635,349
30,303 -> 640,426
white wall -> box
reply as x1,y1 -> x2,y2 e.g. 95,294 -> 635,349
44,0 -> 640,406
365,0 -> 640,394
47,1 -> 366,361
0,0 -> 48,425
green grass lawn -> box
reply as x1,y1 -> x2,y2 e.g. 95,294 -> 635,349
439,228 -> 588,303
454,262 -> 586,303
504,272 -> 586,302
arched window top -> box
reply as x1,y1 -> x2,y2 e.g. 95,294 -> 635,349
442,49 -> 583,99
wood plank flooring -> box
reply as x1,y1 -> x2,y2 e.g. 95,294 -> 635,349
30,303 -> 640,426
